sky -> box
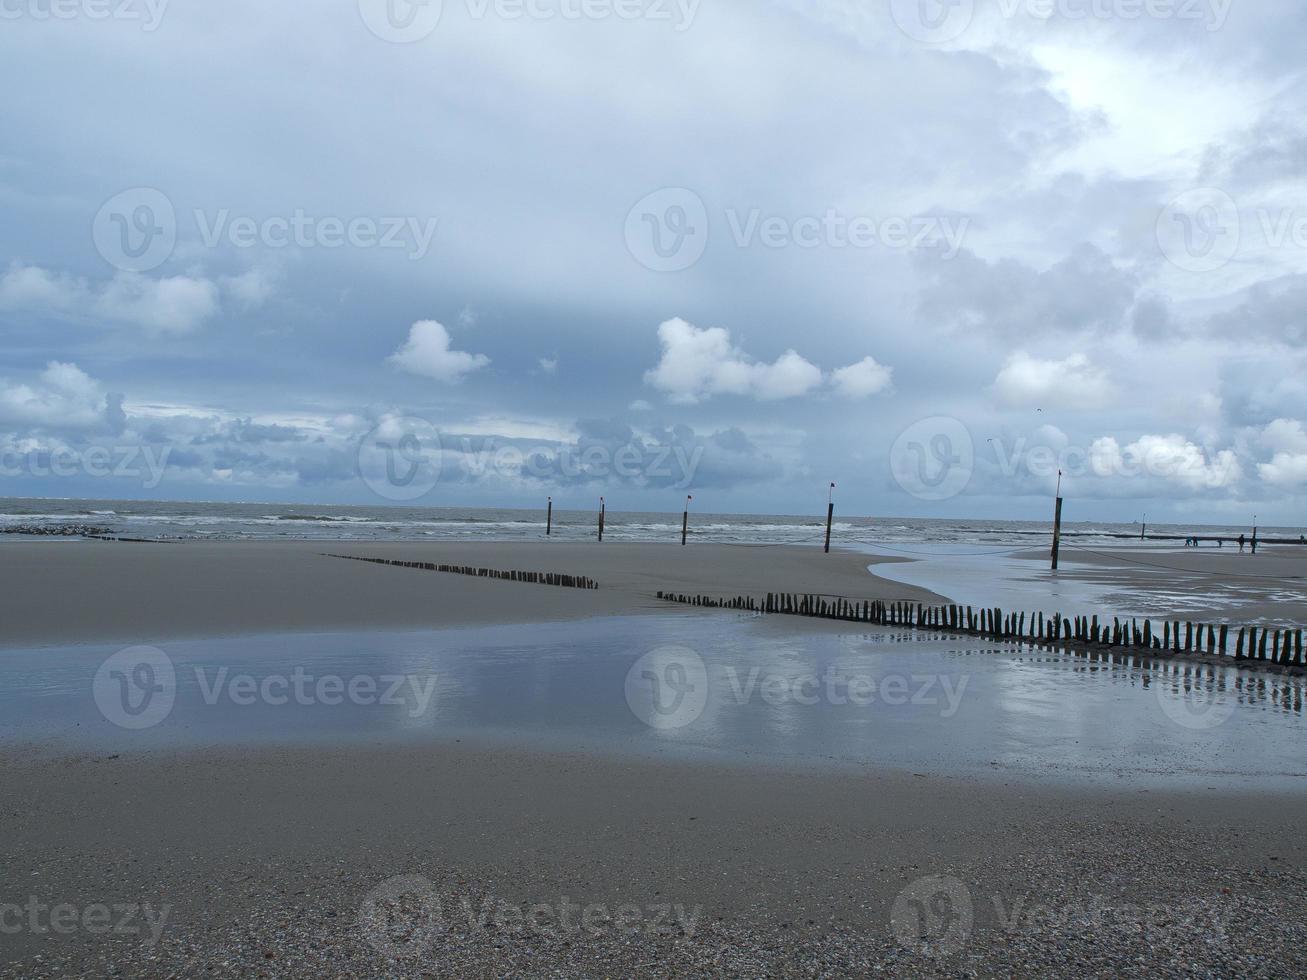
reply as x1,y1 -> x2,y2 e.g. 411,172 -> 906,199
1,0 -> 1305,523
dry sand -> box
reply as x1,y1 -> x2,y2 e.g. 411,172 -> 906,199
0,539 -> 939,648
1,741 -> 1303,978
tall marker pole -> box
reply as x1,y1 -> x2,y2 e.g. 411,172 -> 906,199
546,497 -> 553,537
1140,513 -> 1146,542
824,483 -> 835,554
598,497 -> 606,543
1051,469 -> 1064,571
682,495 -> 692,546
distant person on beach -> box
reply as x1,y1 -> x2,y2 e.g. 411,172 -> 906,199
1239,534 -> 1246,552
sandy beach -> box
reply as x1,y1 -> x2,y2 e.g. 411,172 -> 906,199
2,538 -> 1306,977
2,742 -> 1304,977
0,539 -> 941,648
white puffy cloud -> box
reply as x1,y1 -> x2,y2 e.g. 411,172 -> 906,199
1256,419 -> 1307,488
644,318 -> 822,403
0,263 -> 81,312
644,318 -> 887,404
388,320 -> 490,383
830,356 -> 893,399
1259,418 -> 1307,454
96,273 -> 220,335
0,361 -> 124,432
992,352 -> 1115,410
1088,433 -> 1242,490
219,268 -> 278,309
0,262 -> 222,334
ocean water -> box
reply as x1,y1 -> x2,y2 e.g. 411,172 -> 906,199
0,497 -> 1291,547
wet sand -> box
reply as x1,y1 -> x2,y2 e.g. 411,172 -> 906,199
0,540 -> 939,648
1010,543 -> 1307,623
1,741 -> 1303,978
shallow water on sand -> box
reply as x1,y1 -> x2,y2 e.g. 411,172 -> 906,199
2,614 -> 1303,789
861,542 -> 1307,623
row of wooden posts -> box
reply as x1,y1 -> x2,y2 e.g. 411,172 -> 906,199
548,489 -> 839,551
324,554 -> 600,590
654,591 -> 1307,673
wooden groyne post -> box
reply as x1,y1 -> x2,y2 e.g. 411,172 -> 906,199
322,554 -> 599,590
824,483 -> 835,554
1051,469 -> 1063,571
598,497 -> 606,543
650,591 -> 1307,678
682,495 -> 691,547
546,497 -> 553,537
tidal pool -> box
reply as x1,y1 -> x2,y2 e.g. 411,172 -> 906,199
1,612 -> 1302,789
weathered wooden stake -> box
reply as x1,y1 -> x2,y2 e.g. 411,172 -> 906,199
1051,471 -> 1064,571
824,483 -> 835,554
682,495 -> 691,547
598,497 -> 606,543
546,497 -> 553,537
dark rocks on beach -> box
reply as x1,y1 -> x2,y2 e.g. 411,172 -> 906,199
0,523 -> 113,537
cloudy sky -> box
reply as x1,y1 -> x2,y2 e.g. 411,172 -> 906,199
1,0 -> 1304,522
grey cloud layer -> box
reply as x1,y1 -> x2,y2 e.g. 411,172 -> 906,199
0,0 -> 1305,518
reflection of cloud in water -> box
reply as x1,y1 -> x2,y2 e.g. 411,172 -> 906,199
0,615 -> 1303,790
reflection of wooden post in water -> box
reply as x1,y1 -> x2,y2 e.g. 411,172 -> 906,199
824,483 -> 835,554
682,495 -> 691,546
546,497 -> 553,537
598,497 -> 605,542
1051,470 -> 1064,571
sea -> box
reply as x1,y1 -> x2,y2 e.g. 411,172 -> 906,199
0,497 -> 1290,547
